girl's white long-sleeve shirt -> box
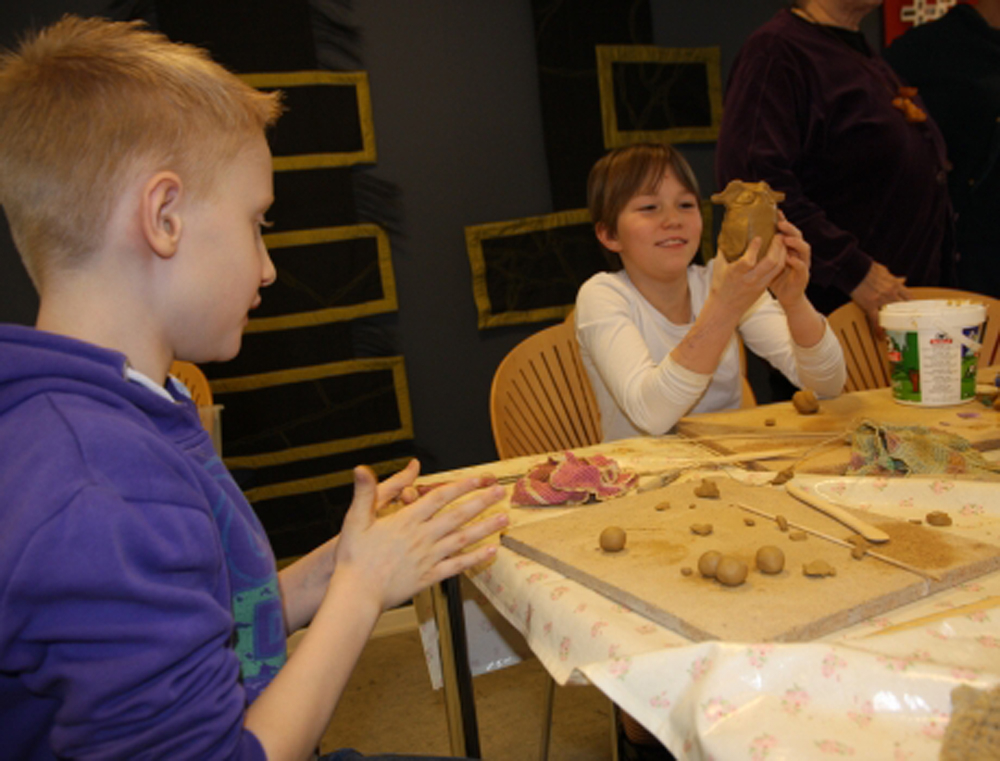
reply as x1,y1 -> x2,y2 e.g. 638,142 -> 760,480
575,261 -> 846,442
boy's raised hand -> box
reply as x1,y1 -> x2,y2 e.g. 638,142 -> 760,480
334,464 -> 508,611
767,218 -> 812,308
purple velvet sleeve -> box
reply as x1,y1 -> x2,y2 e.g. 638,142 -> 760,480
715,42 -> 873,296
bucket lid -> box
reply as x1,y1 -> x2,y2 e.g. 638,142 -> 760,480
879,299 -> 986,325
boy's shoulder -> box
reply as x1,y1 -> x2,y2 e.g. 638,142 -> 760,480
0,324 -> 211,517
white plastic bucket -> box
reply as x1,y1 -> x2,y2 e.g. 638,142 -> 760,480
879,299 -> 986,406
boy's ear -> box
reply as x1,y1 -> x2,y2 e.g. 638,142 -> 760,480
595,222 -> 622,252
140,172 -> 183,259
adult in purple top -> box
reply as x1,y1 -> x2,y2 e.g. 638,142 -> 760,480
716,0 -> 955,323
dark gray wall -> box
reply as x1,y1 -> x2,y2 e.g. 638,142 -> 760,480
0,2 -> 880,474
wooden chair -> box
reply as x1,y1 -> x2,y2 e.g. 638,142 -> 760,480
827,287 -> 1000,392
168,360 -> 213,406
169,361 -> 220,452
490,311 -> 602,459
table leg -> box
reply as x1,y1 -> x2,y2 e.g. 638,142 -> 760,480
430,577 -> 481,758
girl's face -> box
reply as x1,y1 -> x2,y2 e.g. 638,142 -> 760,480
597,169 -> 703,287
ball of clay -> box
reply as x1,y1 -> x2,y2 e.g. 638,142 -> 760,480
690,523 -> 714,536
698,550 -> 723,578
792,389 -> 819,415
755,545 -> 785,574
715,556 -> 749,587
926,511 -> 953,527
599,526 -> 627,552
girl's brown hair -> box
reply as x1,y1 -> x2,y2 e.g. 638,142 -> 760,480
587,143 -> 701,238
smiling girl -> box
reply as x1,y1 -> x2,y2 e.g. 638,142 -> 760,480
576,143 -> 846,441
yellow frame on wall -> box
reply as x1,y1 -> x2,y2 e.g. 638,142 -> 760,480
466,208 -> 592,329
249,223 -> 398,332
214,356 -> 414,470
240,70 -> 376,170
596,45 -> 722,148
244,456 -> 413,504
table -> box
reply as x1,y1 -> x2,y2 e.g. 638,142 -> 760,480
419,391 -> 1000,759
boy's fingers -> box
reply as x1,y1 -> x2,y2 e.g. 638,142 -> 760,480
405,476 -> 502,525
375,459 -> 420,506
426,545 -> 500,586
433,510 -> 509,557
422,485 -> 507,541
344,465 -> 380,528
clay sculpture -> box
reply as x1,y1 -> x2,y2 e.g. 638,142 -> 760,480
711,180 -> 785,262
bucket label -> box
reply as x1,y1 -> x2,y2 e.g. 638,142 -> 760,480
885,325 -> 982,405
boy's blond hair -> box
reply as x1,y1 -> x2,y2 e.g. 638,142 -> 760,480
0,15 -> 282,286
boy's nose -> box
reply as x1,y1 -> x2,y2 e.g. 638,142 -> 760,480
261,249 -> 277,287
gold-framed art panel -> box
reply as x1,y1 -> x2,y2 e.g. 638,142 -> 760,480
249,223 -> 398,332
244,456 -> 413,505
596,45 -> 723,148
240,70 -> 376,170
215,356 -> 413,470
467,208 -> 592,330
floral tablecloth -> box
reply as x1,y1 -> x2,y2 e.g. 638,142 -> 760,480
419,446 -> 1000,760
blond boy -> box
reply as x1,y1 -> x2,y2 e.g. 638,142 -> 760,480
0,16 -> 505,760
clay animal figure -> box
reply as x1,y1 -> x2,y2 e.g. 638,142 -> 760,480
711,180 -> 785,262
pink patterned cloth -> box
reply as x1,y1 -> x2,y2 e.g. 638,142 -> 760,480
510,451 -> 638,507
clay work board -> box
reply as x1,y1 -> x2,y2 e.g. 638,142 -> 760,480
501,479 -> 1000,642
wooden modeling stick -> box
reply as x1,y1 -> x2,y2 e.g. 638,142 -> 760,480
711,180 -> 786,262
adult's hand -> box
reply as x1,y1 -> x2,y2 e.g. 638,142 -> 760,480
850,261 -> 909,328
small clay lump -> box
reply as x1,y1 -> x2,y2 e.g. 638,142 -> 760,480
599,526 -> 627,552
926,511 -> 953,527
755,545 -> 785,574
694,479 -> 721,499
715,556 -> 749,587
698,550 -> 723,578
792,389 -> 820,415
802,559 -> 836,577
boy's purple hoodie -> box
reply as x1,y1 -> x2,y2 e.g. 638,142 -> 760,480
0,324 -> 285,759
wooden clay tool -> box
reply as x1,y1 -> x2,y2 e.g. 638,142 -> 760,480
732,501 -> 940,581
786,482 -> 891,544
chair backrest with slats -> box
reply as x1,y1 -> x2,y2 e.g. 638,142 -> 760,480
489,312 -> 602,460
168,360 -> 213,407
826,300 -> 890,391
826,287 -> 1000,392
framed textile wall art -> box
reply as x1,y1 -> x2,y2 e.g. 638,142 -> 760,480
139,0 -> 414,559
596,45 -> 723,149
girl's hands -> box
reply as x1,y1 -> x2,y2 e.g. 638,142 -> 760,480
333,465 -> 508,611
768,218 -> 811,308
709,228 -> 787,318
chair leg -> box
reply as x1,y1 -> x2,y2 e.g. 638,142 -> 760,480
539,674 -> 555,761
